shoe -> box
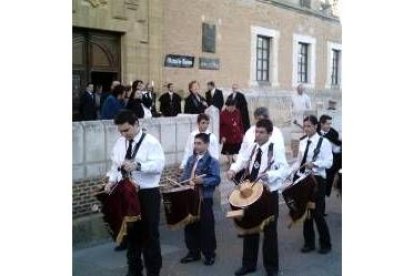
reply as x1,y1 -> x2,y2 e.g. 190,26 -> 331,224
300,245 -> 315,253
323,213 -> 328,217
204,256 -> 215,266
180,253 -> 201,263
318,247 -> 332,254
234,266 -> 256,276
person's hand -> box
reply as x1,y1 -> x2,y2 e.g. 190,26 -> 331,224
221,137 -> 227,144
122,160 -> 138,172
193,176 -> 203,185
189,180 -> 196,190
104,182 -> 115,193
227,170 -> 236,180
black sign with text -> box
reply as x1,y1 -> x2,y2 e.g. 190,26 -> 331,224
164,54 -> 194,68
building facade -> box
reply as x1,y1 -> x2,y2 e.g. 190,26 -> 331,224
72,0 -> 341,118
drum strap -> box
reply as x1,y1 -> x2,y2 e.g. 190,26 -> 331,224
128,133 -> 147,161
311,137 -> 324,162
245,142 -> 274,178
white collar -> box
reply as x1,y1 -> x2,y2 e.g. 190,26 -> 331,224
255,139 -> 272,151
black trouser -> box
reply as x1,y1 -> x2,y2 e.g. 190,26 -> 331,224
184,198 -> 216,258
325,153 -> 341,197
242,192 -> 279,272
127,188 -> 162,276
303,176 -> 332,249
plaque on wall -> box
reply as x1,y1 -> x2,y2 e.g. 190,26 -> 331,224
164,54 -> 194,68
202,23 -> 216,53
199,57 -> 220,70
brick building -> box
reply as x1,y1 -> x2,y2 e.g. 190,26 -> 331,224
72,0 -> 341,120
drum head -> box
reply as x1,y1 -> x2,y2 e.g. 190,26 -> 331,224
229,181 -> 264,208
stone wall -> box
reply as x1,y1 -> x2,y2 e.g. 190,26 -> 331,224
73,107 -> 220,218
72,92 -> 341,218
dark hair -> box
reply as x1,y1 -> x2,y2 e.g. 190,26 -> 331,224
188,80 -> 199,92
132,80 -> 143,92
256,119 -> 273,134
225,98 -> 236,106
303,115 -> 318,126
197,113 -> 210,123
207,81 -> 215,87
253,107 -> 269,119
167,83 -> 173,89
194,133 -> 210,144
114,109 -> 139,125
319,114 -> 332,124
112,84 -> 124,97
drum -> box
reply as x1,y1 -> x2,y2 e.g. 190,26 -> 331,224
227,180 -> 275,235
94,179 -> 141,244
282,173 -> 317,224
161,185 -> 201,229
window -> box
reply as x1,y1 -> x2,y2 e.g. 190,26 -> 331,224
256,35 -> 271,82
331,49 -> 340,85
298,42 -> 309,83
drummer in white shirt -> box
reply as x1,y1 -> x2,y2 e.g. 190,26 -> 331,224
227,119 -> 289,276
290,115 -> 333,255
105,110 -> 165,276
180,113 -> 220,170
238,107 -> 285,162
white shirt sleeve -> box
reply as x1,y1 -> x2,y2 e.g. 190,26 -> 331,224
266,143 -> 289,184
209,133 -> 220,160
313,138 -> 333,170
140,139 -> 165,173
180,133 -> 194,169
230,144 -> 252,173
107,141 -> 120,183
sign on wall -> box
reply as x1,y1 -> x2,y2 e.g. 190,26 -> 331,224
199,57 -> 220,70
202,23 -> 216,53
164,54 -> 194,68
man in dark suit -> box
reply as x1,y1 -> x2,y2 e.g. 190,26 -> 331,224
158,83 -> 182,117
205,81 -> 224,111
184,80 -> 208,114
142,83 -> 159,117
318,114 -> 342,199
79,82 -> 97,121
225,84 -> 250,133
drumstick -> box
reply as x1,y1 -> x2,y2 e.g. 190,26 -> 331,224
180,174 -> 206,184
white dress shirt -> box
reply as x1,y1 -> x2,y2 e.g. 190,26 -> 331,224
239,125 -> 285,159
210,88 -> 216,97
180,130 -> 220,169
230,139 -> 289,192
291,133 -> 333,179
291,93 -> 312,123
107,130 -> 165,189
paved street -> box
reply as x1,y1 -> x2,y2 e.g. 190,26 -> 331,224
73,187 -> 341,276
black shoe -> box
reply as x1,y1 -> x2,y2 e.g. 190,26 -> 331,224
301,245 -> 315,253
114,243 -> 127,251
204,256 -> 215,266
180,253 -> 201,263
234,266 -> 256,276
323,213 -> 328,217
318,247 -> 332,254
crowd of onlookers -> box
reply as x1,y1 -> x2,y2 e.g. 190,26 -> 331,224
78,80 -> 339,161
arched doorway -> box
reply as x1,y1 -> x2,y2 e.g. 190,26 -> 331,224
72,28 -> 122,121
